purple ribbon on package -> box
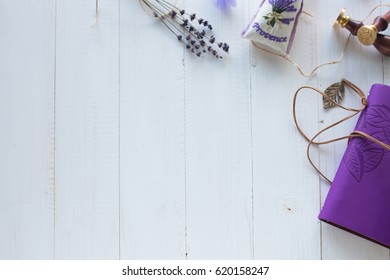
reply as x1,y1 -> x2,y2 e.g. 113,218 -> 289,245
319,84 -> 390,248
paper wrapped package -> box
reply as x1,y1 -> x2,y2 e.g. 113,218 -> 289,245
242,0 -> 304,54
319,84 -> 390,248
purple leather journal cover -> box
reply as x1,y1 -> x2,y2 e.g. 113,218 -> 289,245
319,84 -> 390,248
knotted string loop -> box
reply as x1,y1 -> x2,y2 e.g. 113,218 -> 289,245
293,79 -> 390,184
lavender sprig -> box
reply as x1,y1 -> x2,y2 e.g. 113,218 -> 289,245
141,0 -> 229,59
269,0 -> 297,14
264,0 -> 297,28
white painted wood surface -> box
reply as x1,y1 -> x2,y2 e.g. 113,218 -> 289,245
251,0 -> 321,259
0,0 -> 56,259
120,0 -> 186,260
55,0 -> 120,259
0,0 -> 389,260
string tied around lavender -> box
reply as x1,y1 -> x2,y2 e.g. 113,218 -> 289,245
91,0 -> 230,59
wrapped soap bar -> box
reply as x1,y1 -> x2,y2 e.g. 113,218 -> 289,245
242,0 -> 304,55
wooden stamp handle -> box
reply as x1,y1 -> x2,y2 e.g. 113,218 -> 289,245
373,10 -> 390,32
374,34 -> 390,56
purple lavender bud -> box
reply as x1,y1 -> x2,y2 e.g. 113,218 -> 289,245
285,5 -> 297,12
144,0 -> 229,60
222,43 -> 229,52
280,17 -> 294,25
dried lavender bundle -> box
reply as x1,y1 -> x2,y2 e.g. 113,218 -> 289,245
140,0 -> 230,59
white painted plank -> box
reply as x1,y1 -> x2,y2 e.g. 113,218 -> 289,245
119,0 -> 186,259
183,1 -> 253,260
251,0 -> 321,259
55,0 -> 120,259
316,0 -> 389,259
0,0 -> 55,259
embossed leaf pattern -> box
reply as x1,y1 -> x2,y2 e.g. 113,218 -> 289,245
384,125 -> 390,145
323,82 -> 345,109
344,140 -> 364,182
343,103 -> 390,182
344,132 -> 390,181
366,105 -> 390,128
361,138 -> 384,173
371,131 -> 390,153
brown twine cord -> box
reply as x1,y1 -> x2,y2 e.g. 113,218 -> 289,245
252,10 -> 352,78
90,0 -> 99,28
91,2 -> 390,30
252,4 -> 390,77
362,3 -> 390,22
252,36 -> 352,78
293,79 -> 390,184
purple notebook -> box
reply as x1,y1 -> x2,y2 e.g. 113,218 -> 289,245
319,84 -> 390,248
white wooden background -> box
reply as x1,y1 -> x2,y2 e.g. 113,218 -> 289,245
0,0 -> 389,260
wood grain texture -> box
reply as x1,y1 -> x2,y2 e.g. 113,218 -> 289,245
184,1 -> 253,260
55,0 -> 120,259
0,0 -> 56,259
119,0 -> 186,259
251,0 -> 321,259
0,0 -> 389,260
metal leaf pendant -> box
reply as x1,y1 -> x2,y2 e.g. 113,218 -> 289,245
323,81 -> 345,109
